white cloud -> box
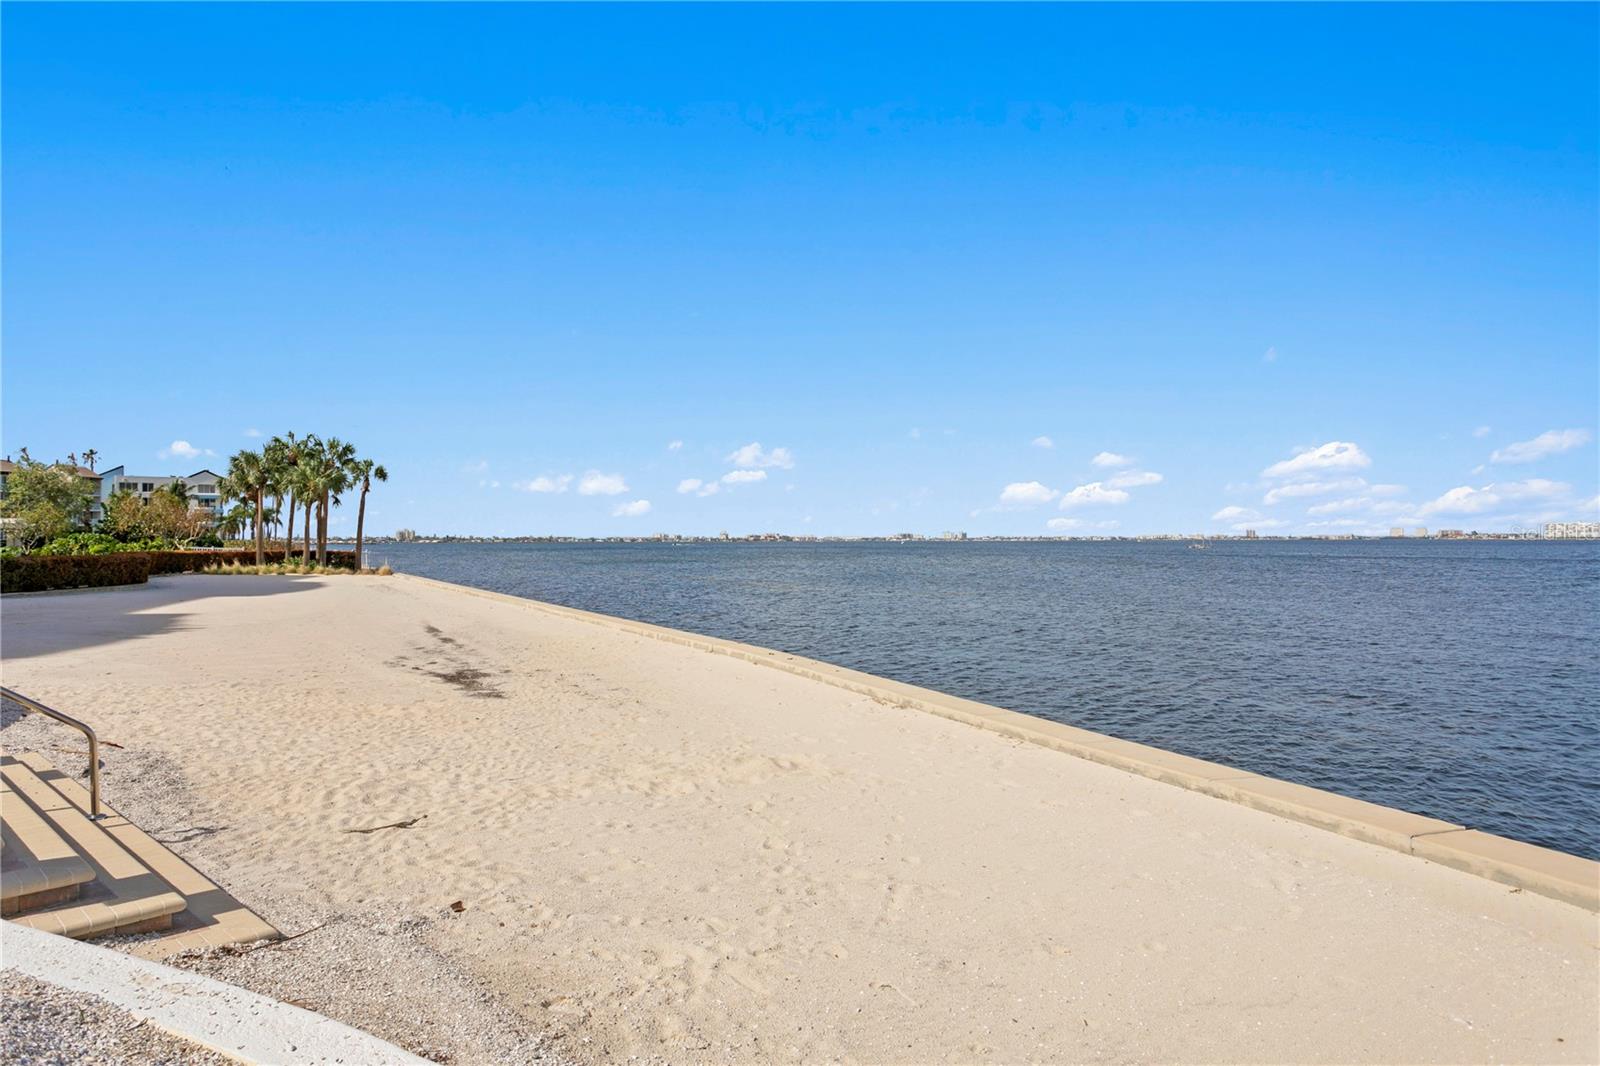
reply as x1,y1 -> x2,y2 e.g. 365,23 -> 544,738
1370,483 -> 1405,496
243,428 -> 262,438
1305,518 -> 1382,531
160,440 -> 213,460
1417,479 -> 1569,517
999,481 -> 1059,505
678,477 -> 722,498
1032,435 -> 1054,449
1212,505 -> 1261,522
1106,470 -> 1163,489
1262,476 -> 1368,505
908,428 -> 922,440
517,474 -> 572,493
1263,346 -> 1278,364
612,499 -> 652,518
721,469 -> 767,485
462,459 -> 489,474
1262,441 -> 1371,479
667,440 -> 684,452
1490,428 -> 1591,464
577,471 -> 628,496
1306,496 -> 1376,516
1091,451 -> 1133,468
1046,518 -> 1083,531
1059,482 -> 1130,508
1472,426 -> 1491,439
726,442 -> 795,470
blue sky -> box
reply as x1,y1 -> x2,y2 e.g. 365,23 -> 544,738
4,4 -> 1596,536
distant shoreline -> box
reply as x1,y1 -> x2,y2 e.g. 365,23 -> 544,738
328,533 -> 1596,545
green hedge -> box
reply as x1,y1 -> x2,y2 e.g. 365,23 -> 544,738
144,549 -> 357,573
1,553 -> 151,593
2,549 -> 360,592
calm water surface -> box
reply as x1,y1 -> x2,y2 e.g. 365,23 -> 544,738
372,540 -> 1600,858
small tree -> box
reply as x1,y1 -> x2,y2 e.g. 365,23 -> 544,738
221,449 -> 273,564
100,491 -> 146,540
0,454 -> 98,549
350,458 -> 388,570
138,492 -> 212,545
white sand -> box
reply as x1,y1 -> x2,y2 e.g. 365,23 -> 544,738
2,574 -> 1594,1064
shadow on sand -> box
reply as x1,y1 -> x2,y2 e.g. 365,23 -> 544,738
0,574 -> 321,660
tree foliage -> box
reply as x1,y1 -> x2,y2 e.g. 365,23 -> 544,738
99,488 -> 210,545
0,454 -> 98,548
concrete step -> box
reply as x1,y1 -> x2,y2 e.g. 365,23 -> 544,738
1,755 -> 185,939
1,770 -> 96,916
13,750 -> 279,957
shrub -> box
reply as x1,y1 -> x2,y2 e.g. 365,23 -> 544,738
35,533 -> 176,556
146,549 -> 358,574
0,548 -> 357,590
1,553 -> 151,594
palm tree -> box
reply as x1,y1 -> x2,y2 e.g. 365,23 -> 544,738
307,437 -> 356,564
82,449 -> 99,473
292,459 -> 317,562
350,458 -> 388,570
216,501 -> 253,540
221,449 -> 272,565
266,432 -> 307,557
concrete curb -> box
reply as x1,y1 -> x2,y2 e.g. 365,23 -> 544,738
396,572 -> 1600,912
0,921 -> 429,1065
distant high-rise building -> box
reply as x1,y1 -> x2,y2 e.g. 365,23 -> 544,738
1413,527 -> 1428,538
1244,529 -> 1258,539
1389,527 -> 1406,538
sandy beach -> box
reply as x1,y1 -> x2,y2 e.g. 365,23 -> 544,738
1,573 -> 1595,1064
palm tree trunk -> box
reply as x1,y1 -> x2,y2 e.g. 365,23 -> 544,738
355,484 -> 369,570
302,503 -> 312,562
285,496 -> 297,558
253,490 -> 265,565
317,492 -> 329,564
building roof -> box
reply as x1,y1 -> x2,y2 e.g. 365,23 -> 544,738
0,459 -> 101,479
99,468 -> 223,483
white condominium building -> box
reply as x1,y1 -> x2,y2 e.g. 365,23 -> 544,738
97,466 -> 225,518
1544,521 -> 1600,540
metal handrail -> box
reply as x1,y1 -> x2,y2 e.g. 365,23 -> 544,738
1,686 -> 103,819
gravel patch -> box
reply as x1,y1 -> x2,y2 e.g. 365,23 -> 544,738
0,969 -> 233,1066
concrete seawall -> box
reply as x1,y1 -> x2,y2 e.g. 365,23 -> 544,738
396,572 -> 1599,911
